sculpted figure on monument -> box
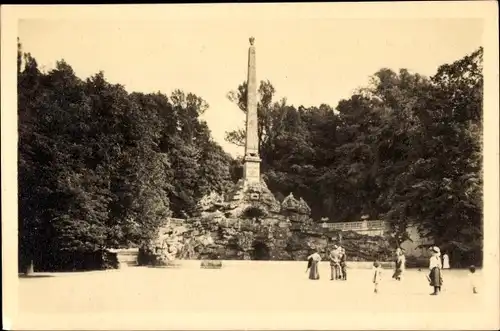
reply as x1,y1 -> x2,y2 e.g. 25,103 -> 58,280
298,197 -> 312,216
247,181 -> 263,193
281,193 -> 301,212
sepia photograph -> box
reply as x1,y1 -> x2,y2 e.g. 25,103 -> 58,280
1,2 -> 499,330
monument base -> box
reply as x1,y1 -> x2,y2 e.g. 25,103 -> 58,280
243,155 -> 261,184
225,177 -> 281,218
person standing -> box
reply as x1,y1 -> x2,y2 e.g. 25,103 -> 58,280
442,253 -> 450,269
373,261 -> 382,293
329,245 -> 342,280
392,248 -> 406,281
340,247 -> 347,280
307,250 -> 321,280
428,246 -> 443,295
469,265 -> 478,294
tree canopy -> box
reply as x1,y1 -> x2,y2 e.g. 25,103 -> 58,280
18,40 -> 234,270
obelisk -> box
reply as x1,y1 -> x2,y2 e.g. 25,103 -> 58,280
243,37 -> 261,185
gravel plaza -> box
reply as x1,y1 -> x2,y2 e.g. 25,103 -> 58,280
15,261 -> 493,330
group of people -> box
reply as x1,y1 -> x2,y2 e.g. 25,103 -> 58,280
307,245 -> 478,296
387,246 -> 453,295
329,244 -> 347,281
306,244 -> 347,281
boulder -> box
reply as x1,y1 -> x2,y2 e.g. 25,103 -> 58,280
196,191 -> 225,213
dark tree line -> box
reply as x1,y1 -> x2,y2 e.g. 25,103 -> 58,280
18,40 -> 234,271
226,47 -> 483,261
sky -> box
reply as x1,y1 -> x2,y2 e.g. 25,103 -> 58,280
18,14 -> 483,157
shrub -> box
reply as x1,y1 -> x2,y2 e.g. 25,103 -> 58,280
137,247 -> 156,266
101,251 -> 119,269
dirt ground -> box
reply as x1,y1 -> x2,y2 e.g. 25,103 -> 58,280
15,262 -> 492,330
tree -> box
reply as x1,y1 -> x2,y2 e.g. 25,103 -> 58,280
17,41 -> 235,270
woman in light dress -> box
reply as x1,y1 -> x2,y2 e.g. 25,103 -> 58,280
442,253 -> 450,269
428,246 -> 443,295
307,250 -> 321,280
392,247 -> 406,281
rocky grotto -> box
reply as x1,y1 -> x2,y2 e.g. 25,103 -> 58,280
138,190 -> 394,266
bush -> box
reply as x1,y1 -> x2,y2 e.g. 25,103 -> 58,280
137,247 -> 156,266
101,251 -> 119,269
31,249 -> 119,271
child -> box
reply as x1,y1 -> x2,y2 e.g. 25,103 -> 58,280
373,261 -> 382,293
469,265 -> 478,294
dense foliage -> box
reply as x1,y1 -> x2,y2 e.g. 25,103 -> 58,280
18,40 -> 234,271
226,47 -> 483,261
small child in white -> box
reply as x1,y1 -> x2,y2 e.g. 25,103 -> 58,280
373,261 -> 382,293
469,265 -> 478,294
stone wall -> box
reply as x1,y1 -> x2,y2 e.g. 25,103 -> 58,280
140,216 -> 394,265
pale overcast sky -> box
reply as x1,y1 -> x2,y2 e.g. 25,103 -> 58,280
18,10 -> 483,157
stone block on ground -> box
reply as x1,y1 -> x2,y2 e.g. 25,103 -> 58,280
156,260 -> 182,268
200,260 -> 223,269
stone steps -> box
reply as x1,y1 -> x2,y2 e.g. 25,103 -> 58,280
113,249 -> 139,268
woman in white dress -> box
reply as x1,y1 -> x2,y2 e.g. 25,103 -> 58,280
442,253 -> 450,269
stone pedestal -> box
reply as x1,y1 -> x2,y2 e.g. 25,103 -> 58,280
225,177 -> 281,218
243,156 -> 261,184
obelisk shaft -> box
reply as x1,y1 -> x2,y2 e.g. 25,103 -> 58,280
243,37 -> 261,184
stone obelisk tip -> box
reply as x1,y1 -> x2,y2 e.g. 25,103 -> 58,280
249,37 -> 255,46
